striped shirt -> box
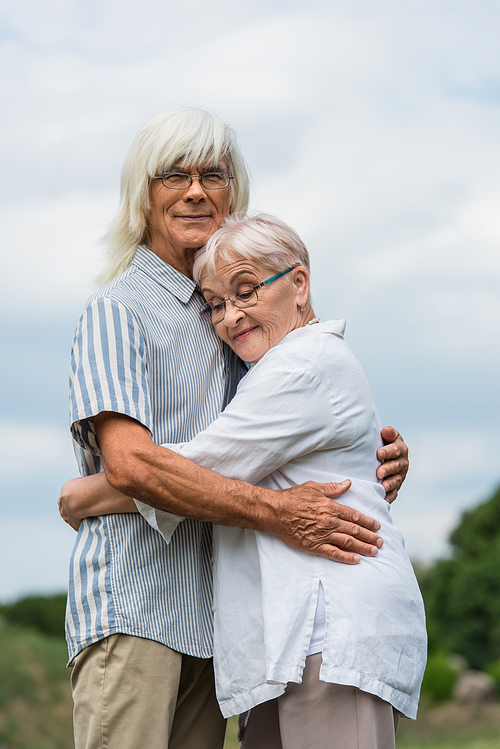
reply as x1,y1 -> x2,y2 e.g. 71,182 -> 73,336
66,246 -> 244,663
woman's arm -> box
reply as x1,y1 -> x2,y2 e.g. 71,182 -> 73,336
58,473 -> 137,531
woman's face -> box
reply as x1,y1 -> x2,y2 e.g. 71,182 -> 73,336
200,254 -> 310,365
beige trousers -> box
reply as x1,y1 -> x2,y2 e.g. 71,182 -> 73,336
71,633 -> 226,749
239,653 -> 400,749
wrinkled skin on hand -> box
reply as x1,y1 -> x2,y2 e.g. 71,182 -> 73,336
263,480 -> 383,564
377,426 -> 409,503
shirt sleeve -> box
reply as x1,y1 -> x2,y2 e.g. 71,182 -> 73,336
69,296 -> 152,456
137,351 -> 337,542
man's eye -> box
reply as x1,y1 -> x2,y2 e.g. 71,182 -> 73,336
203,172 -> 225,186
164,172 -> 189,185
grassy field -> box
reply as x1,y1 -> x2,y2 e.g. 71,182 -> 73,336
0,624 -> 73,749
223,701 -> 500,748
1,622 -> 499,748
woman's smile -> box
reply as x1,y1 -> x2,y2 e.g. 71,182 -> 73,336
232,326 -> 258,343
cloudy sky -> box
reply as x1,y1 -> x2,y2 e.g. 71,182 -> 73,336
1,0 -> 499,601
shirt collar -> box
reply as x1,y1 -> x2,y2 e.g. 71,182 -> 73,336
132,245 -> 198,304
277,319 -> 346,347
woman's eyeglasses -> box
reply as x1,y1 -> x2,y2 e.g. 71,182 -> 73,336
200,267 -> 295,324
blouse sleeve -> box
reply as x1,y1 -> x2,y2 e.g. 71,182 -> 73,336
135,352 -> 337,542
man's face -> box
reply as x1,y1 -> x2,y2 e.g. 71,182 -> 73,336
147,160 -> 232,276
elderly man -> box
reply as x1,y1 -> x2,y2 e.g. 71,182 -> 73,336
62,107 -> 408,749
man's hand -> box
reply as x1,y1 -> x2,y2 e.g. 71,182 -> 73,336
377,426 -> 409,503
266,480 -> 383,564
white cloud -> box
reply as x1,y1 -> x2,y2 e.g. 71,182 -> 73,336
0,421 -> 75,475
1,0 -> 500,598
0,518 -> 75,601
0,191 -> 115,320
390,426 -> 500,562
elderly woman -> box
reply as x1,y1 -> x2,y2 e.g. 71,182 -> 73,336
63,213 -> 426,749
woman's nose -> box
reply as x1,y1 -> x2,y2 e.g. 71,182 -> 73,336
224,299 -> 245,326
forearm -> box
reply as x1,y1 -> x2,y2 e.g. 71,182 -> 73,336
58,473 -> 137,530
100,420 -> 270,529
62,474 -> 137,517
95,412 -> 382,562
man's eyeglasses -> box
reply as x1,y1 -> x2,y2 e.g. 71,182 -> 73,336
200,267 -> 295,324
153,171 -> 234,190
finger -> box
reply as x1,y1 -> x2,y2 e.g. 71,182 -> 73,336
312,534 -> 381,563
378,442 -> 407,462
380,425 -> 399,443
384,489 -> 398,505
380,473 -> 403,491
336,526 -> 383,552
330,530 -> 381,555
377,459 -> 408,480
327,501 -> 381,534
314,545 -> 362,565
317,480 -> 351,498
306,514 -> 383,550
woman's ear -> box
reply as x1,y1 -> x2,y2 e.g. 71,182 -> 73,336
292,266 -> 310,306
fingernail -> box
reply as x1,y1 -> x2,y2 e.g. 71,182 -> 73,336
379,450 -> 386,460
341,479 -> 350,485
376,538 -> 383,548
371,547 -> 379,556
373,521 -> 381,531
380,468 -> 387,478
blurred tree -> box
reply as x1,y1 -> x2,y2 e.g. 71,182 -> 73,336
421,485 -> 500,669
1,593 -> 67,638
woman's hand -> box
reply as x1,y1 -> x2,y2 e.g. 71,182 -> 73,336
377,426 -> 409,503
58,473 -> 138,531
58,478 -> 85,531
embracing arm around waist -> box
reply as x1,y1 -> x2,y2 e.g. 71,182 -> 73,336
90,410 -> 381,564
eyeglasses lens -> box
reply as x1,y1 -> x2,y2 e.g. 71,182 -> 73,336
162,172 -> 230,189
204,286 -> 258,323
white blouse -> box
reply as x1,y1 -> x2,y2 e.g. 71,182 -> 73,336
136,321 -> 427,720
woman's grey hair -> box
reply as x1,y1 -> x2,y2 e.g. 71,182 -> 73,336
98,107 -> 250,286
192,213 -> 311,285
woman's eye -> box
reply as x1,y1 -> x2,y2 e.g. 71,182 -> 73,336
211,300 -> 225,312
236,287 -> 255,302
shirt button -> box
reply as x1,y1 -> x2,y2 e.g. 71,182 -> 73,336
212,604 -> 217,612
211,556 -> 215,564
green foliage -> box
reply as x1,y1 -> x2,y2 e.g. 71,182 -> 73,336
1,593 -> 67,639
421,485 -> 500,670
0,623 -> 73,748
420,653 -> 457,704
485,658 -> 500,693
449,488 -> 500,560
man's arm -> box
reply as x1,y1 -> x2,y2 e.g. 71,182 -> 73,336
94,411 -> 383,564
377,426 -> 409,503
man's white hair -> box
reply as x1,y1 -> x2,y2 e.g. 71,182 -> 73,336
193,213 -> 311,285
98,107 -> 250,286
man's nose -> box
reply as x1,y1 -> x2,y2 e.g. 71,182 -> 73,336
183,176 -> 207,200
